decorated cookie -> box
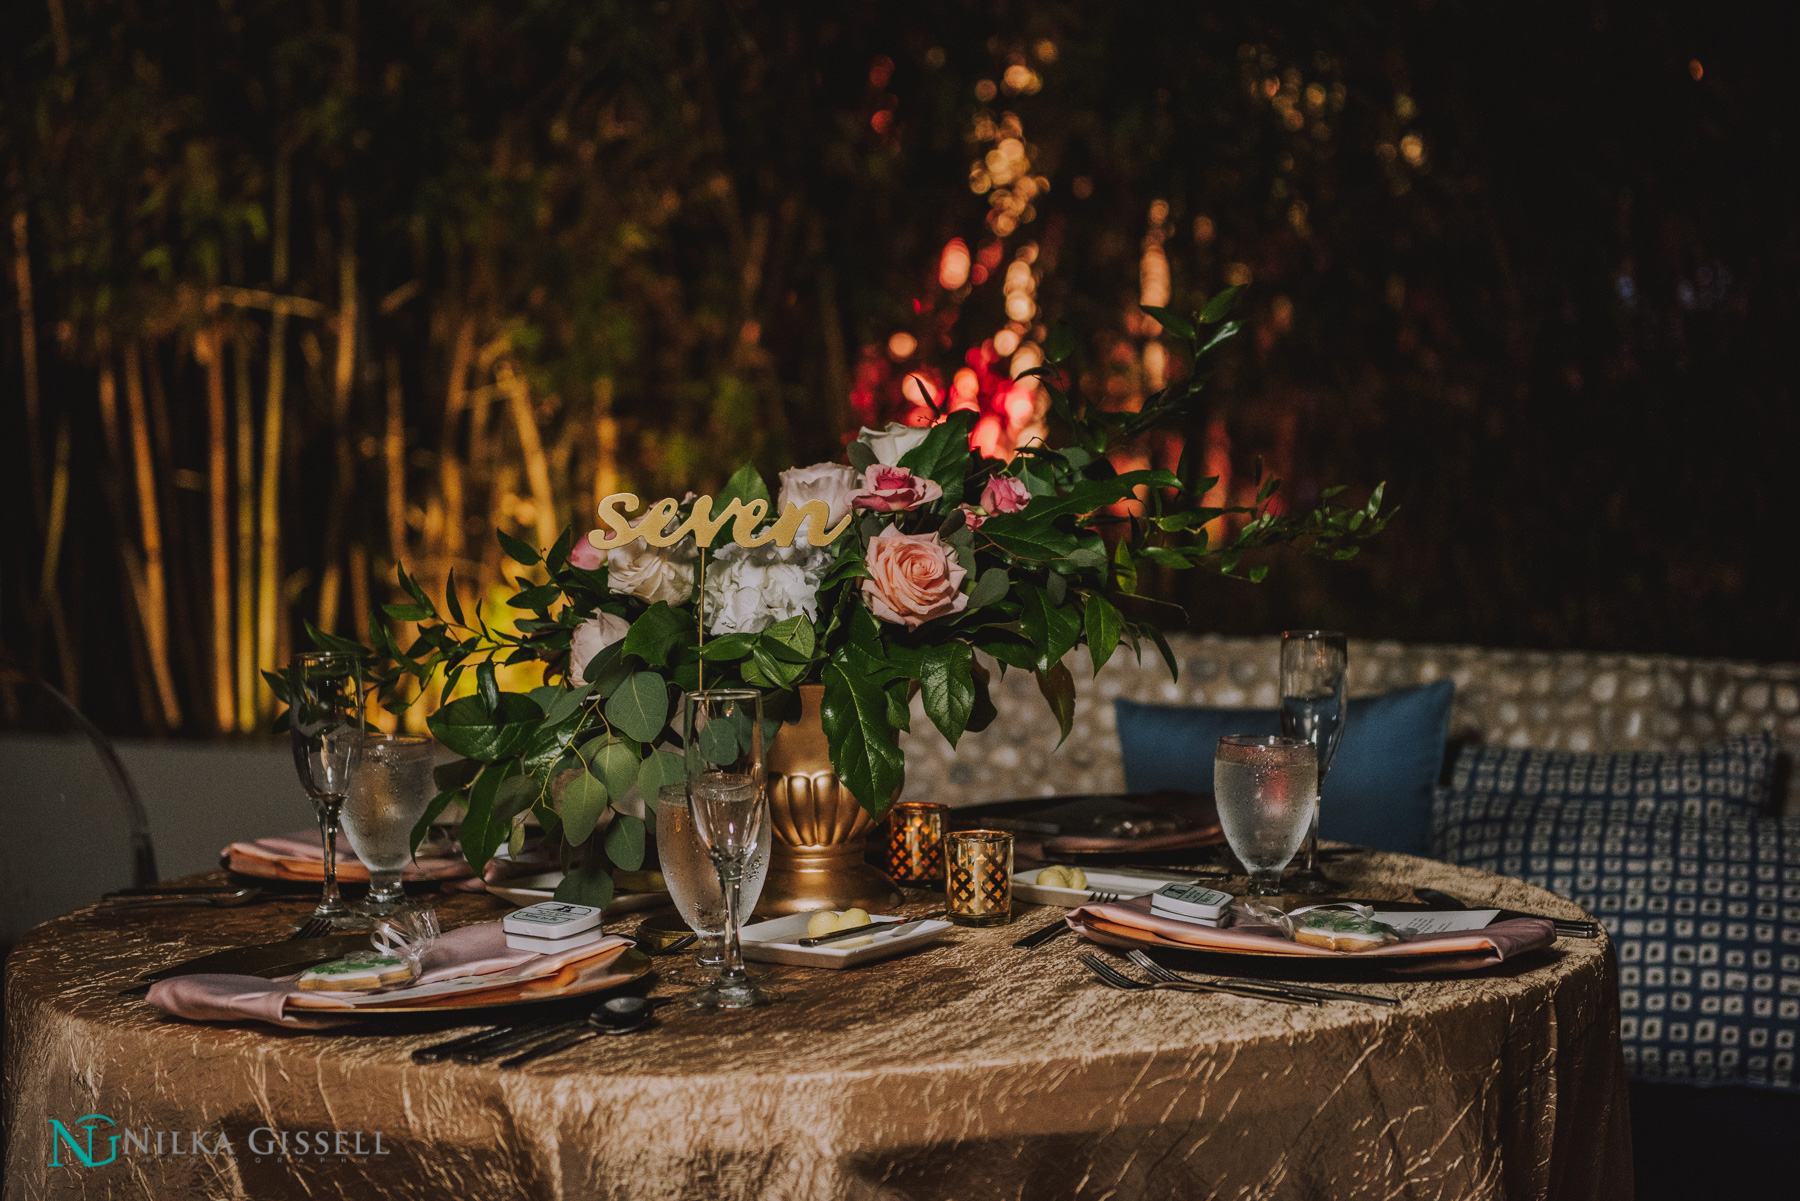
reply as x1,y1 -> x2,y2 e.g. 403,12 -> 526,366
296,954 -> 416,991
1292,908 -> 1404,953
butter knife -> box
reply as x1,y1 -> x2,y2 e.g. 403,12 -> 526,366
796,917 -> 934,948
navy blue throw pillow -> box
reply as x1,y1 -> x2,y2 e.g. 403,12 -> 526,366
1433,786 -> 1800,1095
1114,679 -> 1454,856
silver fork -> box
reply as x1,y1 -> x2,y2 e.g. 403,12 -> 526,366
1085,890 -> 1122,903
1125,949 -> 1401,1008
287,916 -> 333,942
1077,953 -> 1318,1006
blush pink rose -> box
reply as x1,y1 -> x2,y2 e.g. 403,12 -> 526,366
861,528 -> 969,629
850,465 -> 944,514
569,532 -> 605,571
980,475 -> 1031,515
957,503 -> 988,531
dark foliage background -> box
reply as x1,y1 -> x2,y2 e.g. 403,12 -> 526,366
1,0 -> 1793,736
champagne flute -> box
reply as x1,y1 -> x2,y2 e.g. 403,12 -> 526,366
1279,630 -> 1347,895
286,651 -> 367,929
682,689 -> 779,1010
1214,734 -> 1318,925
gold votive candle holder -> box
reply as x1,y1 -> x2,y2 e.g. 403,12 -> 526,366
945,829 -> 1014,927
886,801 -> 949,885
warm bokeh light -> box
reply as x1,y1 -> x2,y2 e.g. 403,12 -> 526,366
1193,214 -> 1216,244
887,331 -> 918,359
1689,59 -> 1704,81
1400,134 -> 1425,166
938,238 -> 971,289
993,327 -> 1020,356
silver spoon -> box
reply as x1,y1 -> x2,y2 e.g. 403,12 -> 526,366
498,996 -> 656,1067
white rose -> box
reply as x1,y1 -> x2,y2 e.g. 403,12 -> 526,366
569,612 -> 631,684
856,422 -> 931,466
777,462 -> 861,535
607,538 -> 697,606
703,549 -> 825,636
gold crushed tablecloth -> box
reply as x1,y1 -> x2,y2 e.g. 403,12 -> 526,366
3,852 -> 1630,1201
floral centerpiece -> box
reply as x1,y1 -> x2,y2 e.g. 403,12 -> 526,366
300,296 -> 1391,907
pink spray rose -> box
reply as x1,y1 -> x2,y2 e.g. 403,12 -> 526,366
850,465 -> 944,513
860,528 -> 969,629
569,532 -> 605,571
957,503 -> 988,531
980,474 -> 1031,515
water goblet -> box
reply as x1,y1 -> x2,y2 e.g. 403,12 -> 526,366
286,651 -> 367,929
656,780 -> 771,980
341,735 -> 439,917
682,689 -> 779,1010
1214,734 -> 1318,926
1279,630 -> 1347,894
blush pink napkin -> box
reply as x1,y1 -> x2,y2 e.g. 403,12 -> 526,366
145,922 -> 630,1028
1068,895 -> 1556,974
224,829 -> 471,881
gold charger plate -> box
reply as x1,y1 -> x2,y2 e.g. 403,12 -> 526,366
289,947 -> 654,1018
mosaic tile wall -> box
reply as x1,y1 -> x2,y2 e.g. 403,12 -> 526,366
899,634 -> 1800,810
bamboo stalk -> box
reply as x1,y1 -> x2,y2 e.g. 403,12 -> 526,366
385,350 -> 407,566
349,541 -> 371,642
258,149 -> 292,715
123,342 -> 181,726
316,196 -> 360,634
11,211 -> 44,522
233,331 -> 257,731
500,362 -> 559,551
42,417 -> 78,702
439,316 -> 475,562
100,359 -> 165,730
200,328 -> 234,730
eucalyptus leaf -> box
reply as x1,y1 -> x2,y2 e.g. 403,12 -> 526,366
637,749 -> 685,809
491,773 -> 542,825
604,813 -> 647,872
595,737 -> 643,802
605,673 -> 670,743
967,566 -> 1011,610
560,770 -> 609,845
554,858 -> 615,908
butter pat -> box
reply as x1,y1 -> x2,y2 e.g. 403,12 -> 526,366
502,901 -> 602,940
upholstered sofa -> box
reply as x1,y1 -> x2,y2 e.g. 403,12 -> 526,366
901,632 -> 1800,1199
903,632 -> 1800,810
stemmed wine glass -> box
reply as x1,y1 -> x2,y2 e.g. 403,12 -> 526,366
1214,734 -> 1318,925
1279,630 -> 1348,895
682,688 -> 779,1010
286,651 -> 367,929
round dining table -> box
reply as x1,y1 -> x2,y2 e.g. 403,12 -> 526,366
3,850 -> 1630,1201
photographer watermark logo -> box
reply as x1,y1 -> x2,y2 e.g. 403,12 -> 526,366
47,1114 -> 119,1168
47,1113 -> 389,1166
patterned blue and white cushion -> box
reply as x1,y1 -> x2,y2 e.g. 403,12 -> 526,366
1450,732 -> 1778,813
1433,788 -> 1800,1093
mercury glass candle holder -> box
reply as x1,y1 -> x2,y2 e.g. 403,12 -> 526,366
945,829 -> 1014,927
886,801 -> 949,886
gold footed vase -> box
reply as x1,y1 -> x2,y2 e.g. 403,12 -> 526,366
754,683 -> 903,916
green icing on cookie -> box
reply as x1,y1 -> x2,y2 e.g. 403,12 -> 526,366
309,955 -> 404,976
